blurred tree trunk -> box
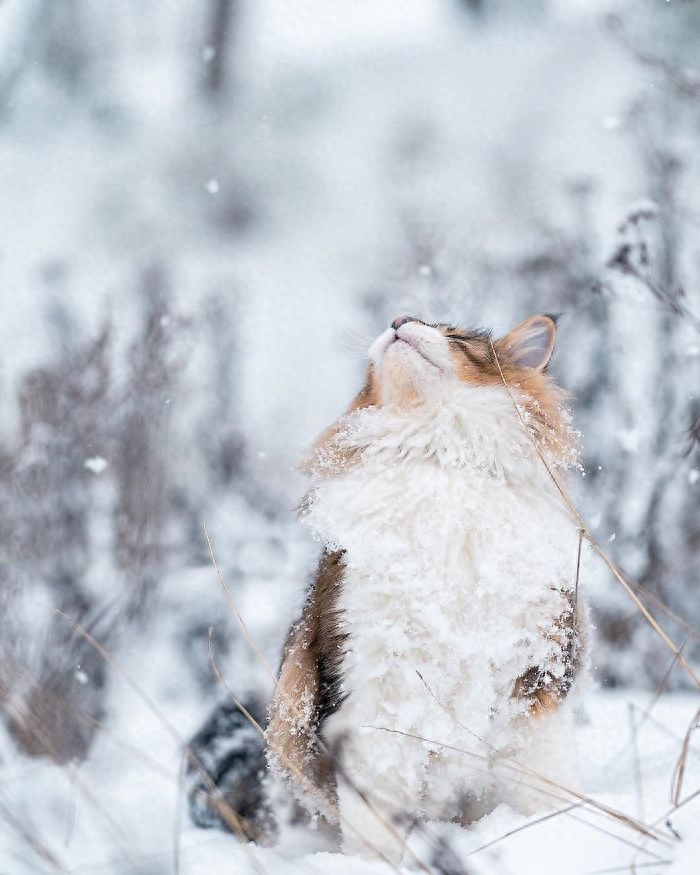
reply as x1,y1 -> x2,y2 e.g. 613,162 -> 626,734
39,0 -> 92,91
459,0 -> 485,12
202,0 -> 237,101
1,313 -> 112,763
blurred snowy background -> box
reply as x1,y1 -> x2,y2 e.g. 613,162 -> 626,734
0,1 -> 698,872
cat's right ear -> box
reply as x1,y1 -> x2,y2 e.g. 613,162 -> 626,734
495,315 -> 557,371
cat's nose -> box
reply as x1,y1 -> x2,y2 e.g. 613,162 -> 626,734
391,315 -> 416,331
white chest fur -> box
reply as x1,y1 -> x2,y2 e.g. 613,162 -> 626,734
304,387 -> 580,814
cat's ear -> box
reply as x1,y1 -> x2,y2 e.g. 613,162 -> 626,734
495,314 -> 557,370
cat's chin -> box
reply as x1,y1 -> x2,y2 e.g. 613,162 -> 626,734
371,321 -> 452,407
377,347 -> 444,408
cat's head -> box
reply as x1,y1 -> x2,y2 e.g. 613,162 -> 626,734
366,314 -> 557,408
305,314 -> 576,475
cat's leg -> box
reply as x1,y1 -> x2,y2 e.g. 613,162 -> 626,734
457,786 -> 500,826
336,775 -> 415,863
505,589 -> 584,815
507,699 -> 580,816
329,730 -> 427,863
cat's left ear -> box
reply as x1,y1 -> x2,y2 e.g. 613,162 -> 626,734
495,314 -> 557,370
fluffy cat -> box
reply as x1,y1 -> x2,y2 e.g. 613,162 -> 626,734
188,314 -> 586,861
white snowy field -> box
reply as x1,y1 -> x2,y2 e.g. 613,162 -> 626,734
0,678 -> 697,875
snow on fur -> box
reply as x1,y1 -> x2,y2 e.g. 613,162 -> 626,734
302,384 -> 585,852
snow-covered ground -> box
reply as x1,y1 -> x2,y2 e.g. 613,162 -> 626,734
0,679 -> 697,874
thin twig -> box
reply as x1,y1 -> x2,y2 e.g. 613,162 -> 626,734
632,586 -> 700,645
207,629 -> 265,735
635,637 -> 689,732
566,810 -> 666,862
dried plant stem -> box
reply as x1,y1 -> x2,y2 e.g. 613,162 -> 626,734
207,629 -> 265,736
588,861 -> 671,875
203,522 -> 277,685
1,686 -> 137,868
174,754 -> 186,875
566,810 -> 666,862
415,670 -> 674,862
628,704 -> 645,821
671,703 -> 700,806
368,724 -> 670,845
574,526 -> 584,616
632,585 -> 700,646
0,655 -> 176,784
488,339 -> 700,691
465,802 -> 580,858
0,790 -> 70,873
55,611 -> 270,875
202,525 -> 436,872
636,636 -> 689,731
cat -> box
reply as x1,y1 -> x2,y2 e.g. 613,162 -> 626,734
188,314 -> 586,861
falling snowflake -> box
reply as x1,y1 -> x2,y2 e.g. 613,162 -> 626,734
84,456 -> 108,475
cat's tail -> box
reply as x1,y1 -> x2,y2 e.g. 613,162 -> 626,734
185,697 -> 273,841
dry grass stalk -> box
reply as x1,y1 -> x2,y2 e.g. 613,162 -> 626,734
54,611 -> 270,875
671,704 -> 700,806
464,803 -> 581,858
203,522 -> 276,685
202,469 -> 688,869
0,662 -> 138,868
0,792 -> 71,874
488,338 -> 700,690
565,810 -> 667,862
369,725 -> 671,846
204,525 -> 632,866
206,628 -> 427,875
587,861 -> 671,874
631,586 -> 700,646
636,637 -> 689,731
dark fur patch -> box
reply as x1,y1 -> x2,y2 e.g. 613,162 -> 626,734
511,591 -> 583,714
266,549 -> 348,800
186,698 -> 272,837
305,550 -> 348,732
188,552 -> 349,835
